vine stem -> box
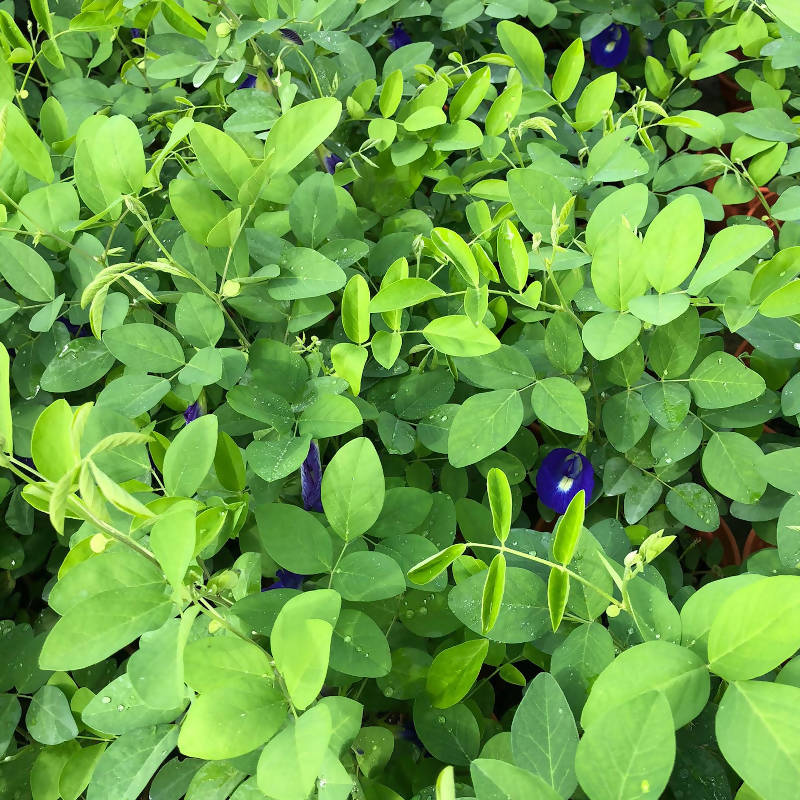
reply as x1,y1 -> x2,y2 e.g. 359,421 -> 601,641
463,541 -> 625,609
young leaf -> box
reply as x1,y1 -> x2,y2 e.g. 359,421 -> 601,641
487,468 -> 512,543
431,228 -> 480,286
552,38 -> 585,103
408,543 -> 466,584
481,553 -> 506,634
547,567 -> 570,632
435,766 -> 456,800
552,489 -> 585,565
162,415 -> 218,498
496,220 -> 527,292
0,342 -> 11,456
341,274 -> 371,344
426,639 -> 489,708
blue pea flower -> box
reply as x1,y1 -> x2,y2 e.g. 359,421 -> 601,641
590,24 -> 630,69
388,23 -> 412,51
535,448 -> 594,514
399,719 -> 424,749
238,74 -> 257,89
183,401 -> 202,425
324,153 -> 342,175
265,569 -> 305,591
57,317 -> 83,337
279,28 -> 304,46
301,441 -> 323,512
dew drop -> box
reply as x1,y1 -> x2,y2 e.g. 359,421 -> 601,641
101,696 -> 111,704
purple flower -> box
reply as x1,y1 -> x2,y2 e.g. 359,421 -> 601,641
279,28 -> 304,46
183,402 -> 202,424
265,569 -> 305,590
388,23 -> 412,50
399,720 -> 424,749
301,441 -> 323,512
130,28 -> 142,39
535,448 -> 594,514
239,74 -> 257,89
57,317 -> 83,337
324,154 -> 342,175
590,24 -> 630,68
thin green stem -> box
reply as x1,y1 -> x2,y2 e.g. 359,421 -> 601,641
464,542 -> 624,608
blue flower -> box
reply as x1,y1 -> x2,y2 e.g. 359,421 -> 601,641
130,28 -> 142,39
301,441 -> 323,512
57,317 -> 83,337
590,24 -> 630,69
183,402 -> 202,425
399,719 -> 424,749
279,28 -> 304,46
324,153 -> 342,175
388,23 -> 412,51
239,74 -> 257,89
265,569 -> 305,590
535,448 -> 594,514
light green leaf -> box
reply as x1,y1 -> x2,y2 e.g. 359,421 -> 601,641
590,222 -> 647,311
26,686 -> 78,745
370,278 -> 445,313
256,705 -> 332,800
496,21 -> 544,86
255,503 -> 333,574
448,389 -> 523,468
331,551 -> 406,601
481,553 -> 507,634
702,432 -> 766,504
552,38 -> 585,103
321,437 -> 385,541
178,676 -> 286,760
581,641 -> 709,730
487,468 -> 512,543
581,312 -> 641,360
708,576 -> 800,681
150,508 -> 196,593
532,378 -> 588,435
689,352 -> 766,408
342,274 -> 370,344
40,587 -> 173,671
688,225 -> 773,295
716,680 -> 800,800
271,590 -> 341,709
264,97 -> 342,176
511,672 -> 578,797
576,692 -> 675,800
426,639 -> 489,709
330,608 -> 391,678
643,194 -> 705,293
246,434 -> 312,483
0,238 -> 56,301
163,415 -> 218,497
103,324 -> 185,373
423,316 -> 501,358
471,758 -> 562,800
86,724 -> 178,800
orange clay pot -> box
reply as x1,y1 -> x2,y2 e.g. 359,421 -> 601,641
742,529 -> 774,561
693,518 -> 742,566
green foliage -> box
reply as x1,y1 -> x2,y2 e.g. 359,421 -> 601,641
2,1 -> 800,797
